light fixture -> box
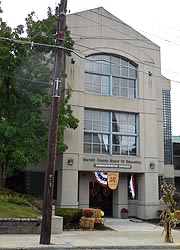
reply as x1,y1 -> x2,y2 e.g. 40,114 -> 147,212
148,71 -> 152,76
68,159 -> 73,165
150,162 -> 155,169
71,58 -> 75,64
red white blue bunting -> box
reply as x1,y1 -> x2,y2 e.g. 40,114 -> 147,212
93,172 -> 107,187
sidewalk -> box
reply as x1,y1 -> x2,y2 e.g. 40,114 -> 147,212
0,218 -> 180,249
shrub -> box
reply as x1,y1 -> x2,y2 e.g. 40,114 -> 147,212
0,188 -> 42,210
0,194 -> 32,207
55,208 -> 82,225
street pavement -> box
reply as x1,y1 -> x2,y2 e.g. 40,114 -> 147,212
0,218 -> 180,249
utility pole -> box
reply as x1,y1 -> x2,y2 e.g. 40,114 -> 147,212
40,0 -> 67,244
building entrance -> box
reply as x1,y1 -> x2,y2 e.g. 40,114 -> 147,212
89,182 -> 112,216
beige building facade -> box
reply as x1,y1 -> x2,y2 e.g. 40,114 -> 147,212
53,7 -> 174,219
24,7 -> 174,219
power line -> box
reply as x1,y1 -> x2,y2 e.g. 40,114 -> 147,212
69,9 -> 180,51
1,34 -> 180,85
87,9 -> 180,47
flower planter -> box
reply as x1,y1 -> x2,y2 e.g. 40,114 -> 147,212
121,213 -> 129,219
80,217 -> 95,229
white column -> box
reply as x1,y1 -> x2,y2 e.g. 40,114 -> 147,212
113,175 -> 128,218
137,173 -> 159,219
56,169 -> 79,208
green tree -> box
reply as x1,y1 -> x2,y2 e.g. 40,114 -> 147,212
0,7 -> 78,187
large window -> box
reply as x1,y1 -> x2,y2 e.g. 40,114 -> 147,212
84,109 -> 138,156
85,54 -> 137,98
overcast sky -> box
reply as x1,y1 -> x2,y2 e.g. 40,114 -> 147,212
2,0 -> 180,135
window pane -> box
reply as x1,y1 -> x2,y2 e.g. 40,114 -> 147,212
112,112 -> 119,122
93,111 -> 101,121
128,114 -> 135,124
121,136 -> 128,145
129,89 -> 135,98
93,84 -> 101,93
120,114 -> 128,124
121,59 -> 128,66
129,62 -> 136,69
121,146 -> 128,155
112,134 -> 120,144
112,65 -> 120,75
102,75 -> 109,84
112,87 -> 119,96
120,124 -> 128,133
102,55 -> 110,62
121,79 -> 128,87
84,119 -> 92,130
93,144 -> 100,154
93,111 -> 101,131
129,79 -> 135,88
85,61 -> 93,72
112,77 -> 120,86
112,56 -> 120,64
121,88 -> 128,97
93,62 -> 102,73
103,63 -> 110,74
84,144 -> 91,153
112,145 -> 120,155
129,146 -> 136,155
102,85 -> 109,95
128,137 -> 136,155
102,145 -> 109,154
121,66 -> 128,76
102,112 -> 109,131
85,83 -> 92,92
112,113 -> 120,132
84,133 -> 91,142
93,121 -> 101,131
93,134 -> 101,143
85,73 -> 92,83
129,68 -> 136,78
85,110 -> 92,120
128,125 -> 135,133
102,134 -> 109,153
93,75 -> 101,84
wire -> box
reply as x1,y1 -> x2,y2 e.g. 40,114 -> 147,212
0,35 -> 180,84
87,9 -> 180,47
73,12 -> 158,50
73,42 -> 180,81
68,9 -> 180,52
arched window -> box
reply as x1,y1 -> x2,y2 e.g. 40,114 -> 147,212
85,54 -> 138,98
